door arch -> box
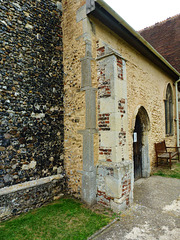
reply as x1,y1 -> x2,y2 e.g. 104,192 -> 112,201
133,106 -> 150,180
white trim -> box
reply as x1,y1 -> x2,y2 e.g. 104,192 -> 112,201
0,174 -> 63,196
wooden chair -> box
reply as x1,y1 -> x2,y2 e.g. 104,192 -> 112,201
154,140 -> 180,169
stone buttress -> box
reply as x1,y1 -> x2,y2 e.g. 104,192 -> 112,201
96,43 -> 133,212
76,3 -> 133,211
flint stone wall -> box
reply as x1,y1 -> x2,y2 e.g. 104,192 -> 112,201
0,0 -> 65,221
0,0 -> 64,187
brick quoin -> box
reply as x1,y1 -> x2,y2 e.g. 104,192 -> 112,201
97,64 -> 111,98
119,129 -> 126,146
97,46 -> 105,57
97,67 -> 105,81
121,174 -> 131,206
126,196 -> 130,205
97,190 -> 114,205
97,46 -> 112,98
118,99 -> 126,115
117,58 -> 123,65
117,57 -> 123,80
98,79 -> 111,98
96,40 -> 100,49
120,98 -> 125,104
99,147 -> 112,162
98,113 -> 110,131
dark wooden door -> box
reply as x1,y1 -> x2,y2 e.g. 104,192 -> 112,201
133,115 -> 143,181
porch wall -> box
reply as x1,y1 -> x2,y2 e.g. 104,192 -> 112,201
91,17 -> 177,168
62,1 -> 133,209
96,43 -> 133,209
62,1 -> 176,210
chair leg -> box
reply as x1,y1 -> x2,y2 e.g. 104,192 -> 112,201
169,153 -> 172,169
156,156 -> 158,167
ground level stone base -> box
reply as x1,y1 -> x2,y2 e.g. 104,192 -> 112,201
82,169 -> 97,206
97,161 -> 133,212
0,175 -> 66,222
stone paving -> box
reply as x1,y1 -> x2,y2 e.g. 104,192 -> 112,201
92,176 -> 180,240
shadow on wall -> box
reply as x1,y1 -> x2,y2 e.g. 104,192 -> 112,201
133,106 -> 151,181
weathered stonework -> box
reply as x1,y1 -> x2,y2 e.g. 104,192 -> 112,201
97,44 -> 129,163
0,0 -> 64,187
0,0 -> 65,220
99,146 -> 112,162
117,58 -> 124,80
1,0 -> 178,219
0,174 -> 65,221
63,1 -> 97,205
96,43 -> 132,210
91,13 -> 177,168
96,161 -> 133,211
98,114 -> 110,131
63,1 -> 83,195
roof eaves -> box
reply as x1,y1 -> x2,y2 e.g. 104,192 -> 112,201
86,0 -> 180,80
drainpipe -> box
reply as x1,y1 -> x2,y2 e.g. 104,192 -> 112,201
175,78 -> 180,148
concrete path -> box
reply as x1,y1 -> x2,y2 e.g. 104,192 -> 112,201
93,176 -> 180,240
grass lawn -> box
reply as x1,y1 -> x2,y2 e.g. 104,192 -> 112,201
0,197 -> 115,240
152,162 -> 180,179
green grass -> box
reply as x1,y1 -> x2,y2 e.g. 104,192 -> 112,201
153,162 -> 180,179
0,198 -> 113,240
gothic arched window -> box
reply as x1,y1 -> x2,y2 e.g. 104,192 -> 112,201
165,84 -> 173,135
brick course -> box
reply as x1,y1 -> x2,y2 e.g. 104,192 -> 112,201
117,58 -> 124,80
98,113 -> 110,131
97,67 -> 111,98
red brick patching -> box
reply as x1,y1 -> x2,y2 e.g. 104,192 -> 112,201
122,174 -> 131,206
98,78 -> 111,98
118,98 -> 126,115
97,46 -> 111,98
97,190 -> 114,206
97,67 -> 105,82
99,147 -> 112,162
97,65 -> 111,98
98,113 -> 110,131
96,163 -> 133,210
119,128 -> 126,146
117,57 -> 123,80
97,46 -> 105,58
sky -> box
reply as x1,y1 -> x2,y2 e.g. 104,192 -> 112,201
104,0 -> 180,30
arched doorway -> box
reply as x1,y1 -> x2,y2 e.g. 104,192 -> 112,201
133,107 -> 150,181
